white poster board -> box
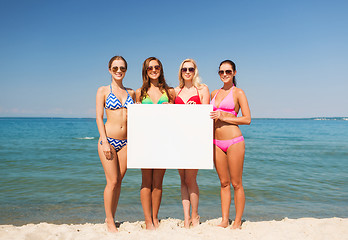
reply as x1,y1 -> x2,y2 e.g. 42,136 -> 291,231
127,104 -> 213,169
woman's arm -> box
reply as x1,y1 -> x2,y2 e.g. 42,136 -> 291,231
210,88 -> 251,125
135,88 -> 142,103
200,85 -> 210,104
168,88 -> 176,104
128,88 -> 136,102
96,87 -> 112,159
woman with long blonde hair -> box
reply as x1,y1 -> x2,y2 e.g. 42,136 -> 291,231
174,59 -> 210,228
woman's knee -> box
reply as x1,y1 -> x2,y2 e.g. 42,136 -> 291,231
231,180 -> 243,190
220,180 -> 231,189
106,178 -> 121,190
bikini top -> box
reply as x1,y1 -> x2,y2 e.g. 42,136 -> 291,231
105,85 -> 134,110
174,87 -> 201,104
210,86 -> 237,116
142,92 -> 169,104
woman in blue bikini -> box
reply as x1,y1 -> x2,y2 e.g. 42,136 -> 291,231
96,56 -> 135,232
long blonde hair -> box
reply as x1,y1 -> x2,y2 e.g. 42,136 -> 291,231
178,59 -> 202,89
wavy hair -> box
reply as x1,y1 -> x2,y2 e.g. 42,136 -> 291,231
140,57 -> 172,102
219,60 -> 237,86
178,59 -> 203,89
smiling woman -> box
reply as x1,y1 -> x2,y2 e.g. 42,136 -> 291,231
135,57 -> 175,230
174,59 -> 210,228
95,56 -> 136,233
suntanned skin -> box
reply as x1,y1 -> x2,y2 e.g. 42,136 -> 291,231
210,62 -> 251,229
174,60 -> 210,228
96,59 -> 135,233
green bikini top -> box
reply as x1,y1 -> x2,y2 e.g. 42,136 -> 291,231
142,92 -> 169,104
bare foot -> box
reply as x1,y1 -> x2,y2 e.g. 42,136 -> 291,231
144,220 -> 155,230
184,218 -> 191,228
191,215 -> 200,227
105,218 -> 118,233
231,220 -> 242,230
217,219 -> 229,228
153,218 -> 160,228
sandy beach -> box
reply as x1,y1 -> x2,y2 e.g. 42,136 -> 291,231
1,217 -> 347,240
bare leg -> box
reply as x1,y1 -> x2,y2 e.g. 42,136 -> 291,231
227,141 -> 245,229
213,145 -> 231,228
140,169 -> 155,230
184,169 -> 199,227
99,142 -> 121,233
179,169 -> 191,228
111,146 -> 128,219
152,169 -> 166,228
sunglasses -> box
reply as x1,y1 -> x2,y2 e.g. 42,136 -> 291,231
218,70 -> 233,75
181,67 -> 195,73
147,65 -> 161,71
112,66 -> 127,72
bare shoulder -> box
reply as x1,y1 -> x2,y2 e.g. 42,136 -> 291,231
126,88 -> 136,97
234,87 -> 246,97
97,85 -> 109,95
198,84 -> 209,92
126,87 -> 135,94
174,86 -> 181,94
168,87 -> 176,94
211,89 -> 219,98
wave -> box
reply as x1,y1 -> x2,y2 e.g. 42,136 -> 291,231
74,137 -> 96,140
313,117 -> 348,121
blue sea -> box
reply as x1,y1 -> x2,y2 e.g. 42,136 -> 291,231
0,117 -> 347,226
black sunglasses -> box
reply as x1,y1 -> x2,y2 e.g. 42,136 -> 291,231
181,67 -> 195,73
218,70 -> 233,75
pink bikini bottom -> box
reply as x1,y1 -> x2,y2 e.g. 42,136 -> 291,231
213,136 -> 244,153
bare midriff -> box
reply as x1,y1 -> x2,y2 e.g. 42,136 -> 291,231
104,108 -> 128,140
214,120 -> 243,140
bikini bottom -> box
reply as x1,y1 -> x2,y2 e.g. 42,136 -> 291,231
100,137 -> 127,152
213,136 -> 244,153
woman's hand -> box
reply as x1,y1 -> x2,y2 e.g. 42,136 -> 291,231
210,111 -> 236,121
102,141 -> 113,160
210,110 -> 223,120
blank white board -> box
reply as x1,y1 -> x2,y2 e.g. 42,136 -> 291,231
127,104 -> 213,169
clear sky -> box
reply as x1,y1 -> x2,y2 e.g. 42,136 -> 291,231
1,0 -> 347,118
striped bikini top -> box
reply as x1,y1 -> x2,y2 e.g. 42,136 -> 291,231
105,85 -> 134,110
141,92 -> 169,104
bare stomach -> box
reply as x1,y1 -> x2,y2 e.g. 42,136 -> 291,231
214,121 -> 243,140
104,109 -> 128,140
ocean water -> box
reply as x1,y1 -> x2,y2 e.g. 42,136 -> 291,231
0,117 -> 347,225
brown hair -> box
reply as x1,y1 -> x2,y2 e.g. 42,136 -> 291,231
108,56 -> 127,70
140,57 -> 172,102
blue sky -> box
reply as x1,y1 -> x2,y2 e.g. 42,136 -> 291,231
1,0 -> 347,118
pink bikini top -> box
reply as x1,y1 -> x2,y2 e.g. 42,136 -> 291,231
211,86 -> 237,116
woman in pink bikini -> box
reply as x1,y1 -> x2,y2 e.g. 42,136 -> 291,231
174,59 -> 210,228
210,60 -> 251,229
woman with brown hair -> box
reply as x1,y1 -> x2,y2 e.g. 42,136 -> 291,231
136,57 -> 175,229
210,60 -> 251,229
96,56 -> 135,232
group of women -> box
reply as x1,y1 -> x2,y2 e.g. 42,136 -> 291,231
96,56 -> 251,233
